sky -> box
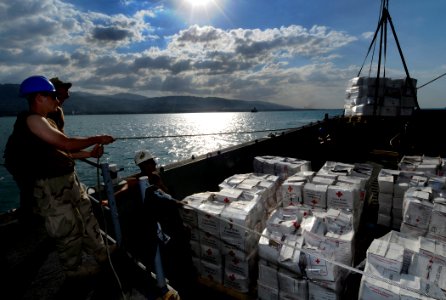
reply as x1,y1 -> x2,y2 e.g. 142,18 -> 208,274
0,0 -> 445,109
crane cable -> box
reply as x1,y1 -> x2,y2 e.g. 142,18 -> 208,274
417,71 -> 446,90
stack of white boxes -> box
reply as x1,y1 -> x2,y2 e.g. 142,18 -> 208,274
359,230 -> 446,299
360,155 -> 446,299
180,155 -> 446,298
376,156 -> 444,231
181,172 -> 282,294
257,161 -> 374,300
377,168 -> 403,228
399,155 -> 442,176
343,76 -> 417,117
253,156 -> 312,181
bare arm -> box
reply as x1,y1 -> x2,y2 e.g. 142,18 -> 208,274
27,114 -> 114,151
70,144 -> 105,159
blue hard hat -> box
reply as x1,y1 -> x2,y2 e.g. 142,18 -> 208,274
19,75 -> 56,97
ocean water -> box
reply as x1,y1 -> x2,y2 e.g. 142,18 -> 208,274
0,110 -> 342,213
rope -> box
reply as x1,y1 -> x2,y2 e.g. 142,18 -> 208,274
94,156 -> 127,300
113,127 -> 294,140
417,71 -> 446,89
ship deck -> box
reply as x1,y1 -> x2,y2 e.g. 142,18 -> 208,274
2,110 -> 446,299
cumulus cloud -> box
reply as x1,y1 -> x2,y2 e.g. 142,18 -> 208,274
92,26 -> 133,41
0,0 -> 359,108
361,31 -> 375,40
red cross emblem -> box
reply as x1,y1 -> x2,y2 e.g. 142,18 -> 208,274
288,186 -> 293,192
336,191 -> 343,198
224,197 -> 230,203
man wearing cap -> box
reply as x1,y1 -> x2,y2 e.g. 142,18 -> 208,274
134,149 -> 169,192
48,77 -> 101,160
48,77 -> 72,132
110,150 -> 196,299
4,75 -> 115,278
134,150 -> 197,300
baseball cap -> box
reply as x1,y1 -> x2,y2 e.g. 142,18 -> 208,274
50,77 -> 72,89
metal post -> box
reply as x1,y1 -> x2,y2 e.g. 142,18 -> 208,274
137,178 -> 168,291
100,163 -> 122,246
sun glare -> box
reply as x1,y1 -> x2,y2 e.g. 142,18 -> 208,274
184,0 -> 213,7
178,0 -> 226,25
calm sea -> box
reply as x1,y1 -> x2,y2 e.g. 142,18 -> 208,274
0,110 -> 342,213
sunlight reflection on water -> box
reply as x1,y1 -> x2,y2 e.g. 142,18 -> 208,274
0,110 -> 341,212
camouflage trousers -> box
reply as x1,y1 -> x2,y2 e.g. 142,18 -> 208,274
34,172 -> 105,270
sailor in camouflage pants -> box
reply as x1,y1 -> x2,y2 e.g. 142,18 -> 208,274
34,172 -> 106,272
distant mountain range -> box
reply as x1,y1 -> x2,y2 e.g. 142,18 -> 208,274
0,84 -> 295,116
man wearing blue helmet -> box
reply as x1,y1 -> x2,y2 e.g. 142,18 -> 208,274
4,75 -> 115,278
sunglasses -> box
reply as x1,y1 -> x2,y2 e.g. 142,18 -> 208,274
40,92 -> 57,99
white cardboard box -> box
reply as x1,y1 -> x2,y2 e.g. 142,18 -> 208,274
200,259 -> 223,284
258,228 -> 283,263
258,281 -> 279,300
428,202 -> 446,238
213,188 -> 243,204
408,254 -> 446,291
358,275 -> 400,300
258,260 -> 279,289
279,180 -> 305,207
418,236 -> 446,265
225,250 -> 256,278
303,183 -> 328,209
400,222 -> 427,238
378,170 -> 396,194
219,197 -> 262,241
304,247 -> 339,282
200,244 -> 222,265
402,198 -> 433,230
224,270 -> 250,293
366,239 -> 404,273
277,234 -> 304,275
197,200 -> 226,235
277,270 -> 308,299
267,208 -> 300,235
181,192 -> 213,226
308,280 -> 339,300
199,230 -> 222,250
327,184 -> 360,211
